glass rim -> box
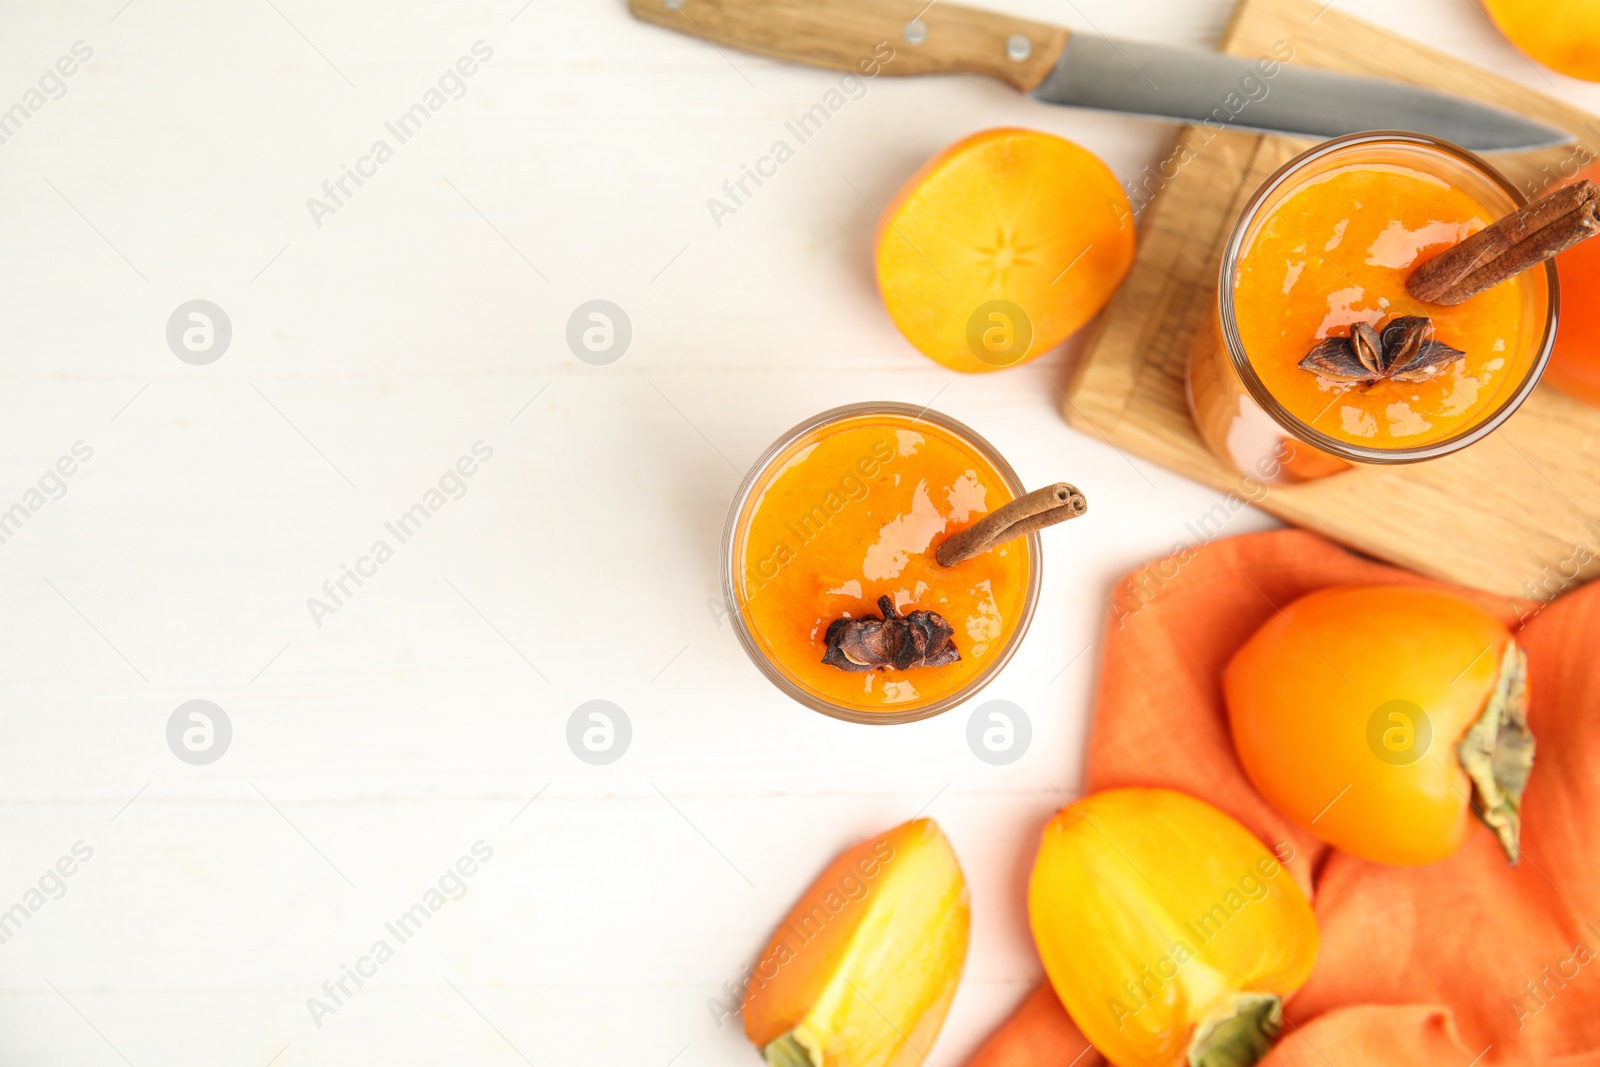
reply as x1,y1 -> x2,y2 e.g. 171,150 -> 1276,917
1216,130 -> 1560,465
719,401 -> 1042,726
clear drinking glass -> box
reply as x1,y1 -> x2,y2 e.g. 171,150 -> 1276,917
721,402 -> 1041,725
1187,131 -> 1557,483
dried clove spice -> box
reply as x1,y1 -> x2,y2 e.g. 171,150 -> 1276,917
822,595 -> 960,673
1299,314 -> 1465,385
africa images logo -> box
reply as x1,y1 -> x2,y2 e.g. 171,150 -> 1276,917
306,841 -> 494,1028
305,42 -> 494,229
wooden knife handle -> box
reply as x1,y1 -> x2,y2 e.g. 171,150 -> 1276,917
628,0 -> 1069,93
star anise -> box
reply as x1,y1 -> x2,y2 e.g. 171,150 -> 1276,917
821,595 -> 960,673
1299,315 -> 1465,385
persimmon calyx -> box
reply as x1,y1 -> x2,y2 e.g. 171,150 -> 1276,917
762,1031 -> 821,1067
1458,643 -> 1535,864
1187,993 -> 1284,1067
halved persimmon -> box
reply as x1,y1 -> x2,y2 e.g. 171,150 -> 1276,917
1029,789 -> 1318,1067
875,128 -> 1135,373
1225,585 -> 1533,866
1484,0 -> 1600,81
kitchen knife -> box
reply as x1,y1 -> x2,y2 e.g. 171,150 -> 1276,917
628,0 -> 1571,152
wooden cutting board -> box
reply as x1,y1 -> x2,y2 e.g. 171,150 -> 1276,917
1062,0 -> 1600,601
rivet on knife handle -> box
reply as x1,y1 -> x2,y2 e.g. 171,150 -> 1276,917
628,0 -> 1071,93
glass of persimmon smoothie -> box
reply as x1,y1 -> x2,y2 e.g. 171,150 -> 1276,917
723,403 -> 1040,724
1188,132 -> 1556,481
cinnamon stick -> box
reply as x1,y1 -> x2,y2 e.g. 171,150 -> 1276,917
935,483 -> 1086,567
1407,179 -> 1600,306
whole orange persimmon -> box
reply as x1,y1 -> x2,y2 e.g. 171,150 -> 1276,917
1546,164 -> 1600,406
1225,586 -> 1533,866
1484,0 -> 1600,81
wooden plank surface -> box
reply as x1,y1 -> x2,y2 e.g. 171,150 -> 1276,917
1063,0 -> 1600,601
0,3 -> 1275,1063
9,0 -> 1598,1063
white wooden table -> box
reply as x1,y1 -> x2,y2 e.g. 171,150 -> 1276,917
2,1 -> 1595,1063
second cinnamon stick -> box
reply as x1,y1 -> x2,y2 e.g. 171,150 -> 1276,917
935,483 -> 1086,567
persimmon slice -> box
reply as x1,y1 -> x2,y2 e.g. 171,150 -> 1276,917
1484,0 -> 1600,81
875,128 -> 1136,374
741,818 -> 969,1067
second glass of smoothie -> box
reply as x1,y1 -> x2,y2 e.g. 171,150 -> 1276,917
1188,131 -> 1557,482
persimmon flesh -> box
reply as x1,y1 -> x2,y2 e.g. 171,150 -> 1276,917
1029,788 -> 1318,1067
1225,586 -> 1533,866
1484,0 -> 1600,81
875,128 -> 1135,373
742,818 -> 969,1067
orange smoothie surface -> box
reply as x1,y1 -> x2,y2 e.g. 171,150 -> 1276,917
736,414 -> 1030,713
1235,163 -> 1532,449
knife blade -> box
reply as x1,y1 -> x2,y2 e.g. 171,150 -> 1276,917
1036,36 -> 1568,152
627,0 -> 1571,153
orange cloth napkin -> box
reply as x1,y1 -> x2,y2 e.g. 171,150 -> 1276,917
966,529 -> 1600,1067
